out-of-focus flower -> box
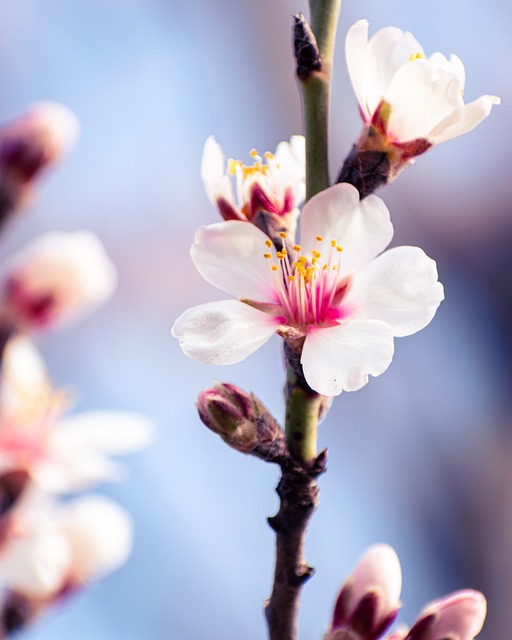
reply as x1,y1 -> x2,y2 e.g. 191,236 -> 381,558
0,336 -> 153,493
0,494 -> 132,601
398,590 -> 487,640
201,136 -> 305,234
325,544 -> 402,640
172,183 -> 443,396
342,19 -> 500,183
0,102 -> 79,209
0,230 -> 118,331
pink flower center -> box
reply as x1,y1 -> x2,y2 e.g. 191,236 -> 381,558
264,233 -> 350,327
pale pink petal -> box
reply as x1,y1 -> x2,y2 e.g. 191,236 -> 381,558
346,246 -> 444,337
59,496 -> 133,584
191,221 -> 276,301
172,299 -> 277,365
349,544 -> 402,621
428,94 -> 501,144
200,136 -> 234,206
274,135 -> 306,206
423,590 -> 486,640
345,20 -> 371,117
300,184 -> 393,273
301,320 -> 394,395
54,412 -> 153,455
0,530 -> 71,598
385,60 -> 463,141
364,26 -> 424,117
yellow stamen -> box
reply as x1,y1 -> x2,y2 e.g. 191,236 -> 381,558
409,52 -> 423,61
250,148 -> 258,158
263,253 -> 272,259
288,275 -> 295,281
336,245 -> 343,252
279,232 -> 287,239
276,251 -> 286,260
228,159 -> 239,175
312,250 -> 321,259
264,151 -> 274,160
293,244 -> 302,252
271,265 -> 278,271
265,239 -> 272,248
331,239 -> 337,247
316,235 -> 324,242
333,265 -> 338,270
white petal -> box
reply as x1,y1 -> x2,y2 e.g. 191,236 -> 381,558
345,19 -> 370,117
172,299 -> 277,365
364,26 -> 424,117
347,246 -> 444,337
300,184 -> 393,272
274,135 -> 306,206
200,136 -> 234,207
301,320 -> 394,396
55,411 -> 154,454
191,221 -> 276,301
428,94 -> 501,144
59,496 -> 133,583
385,59 -> 463,141
0,530 -> 71,598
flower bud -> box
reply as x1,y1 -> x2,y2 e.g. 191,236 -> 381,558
0,102 -> 79,227
326,544 -> 402,640
197,383 -> 286,460
404,590 -> 486,640
0,230 -> 117,330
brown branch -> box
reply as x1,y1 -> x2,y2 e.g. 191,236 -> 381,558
265,450 -> 327,640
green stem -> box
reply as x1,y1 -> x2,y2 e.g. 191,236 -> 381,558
300,0 -> 341,200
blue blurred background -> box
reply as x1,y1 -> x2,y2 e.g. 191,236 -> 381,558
0,0 -> 510,638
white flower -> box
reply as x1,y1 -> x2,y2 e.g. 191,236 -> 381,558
201,136 -> 305,225
0,230 -> 118,330
0,494 -> 132,599
172,183 -> 444,396
346,19 -> 500,153
0,336 -> 154,492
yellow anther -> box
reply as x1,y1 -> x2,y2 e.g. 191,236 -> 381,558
250,148 -> 258,158
263,253 -> 272,259
323,264 -> 328,270
262,166 -> 270,175
271,265 -> 279,271
279,232 -> 287,239
331,239 -> 337,247
288,275 -> 295,281
315,235 -> 324,242
276,251 -> 286,260
293,244 -> 302,252
264,151 -> 274,160
409,52 -> 423,61
312,250 -> 321,259
265,239 -> 272,248
228,159 -> 238,175
299,256 -> 307,264
293,261 -> 299,269
336,245 -> 343,252
332,265 -> 338,270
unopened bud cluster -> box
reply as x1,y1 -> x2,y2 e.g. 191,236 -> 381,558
325,545 -> 486,640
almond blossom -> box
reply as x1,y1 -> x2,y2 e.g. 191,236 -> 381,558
0,230 -> 118,331
0,336 -> 153,493
172,183 -> 444,396
0,493 -> 133,601
201,135 -> 305,230
345,19 -> 500,165
325,544 -> 402,640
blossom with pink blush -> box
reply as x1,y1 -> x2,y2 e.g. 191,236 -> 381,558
0,336 -> 153,494
0,230 -> 117,330
325,544 -> 402,640
172,183 -> 443,396
346,20 -> 499,158
201,135 -> 305,228
401,590 -> 487,640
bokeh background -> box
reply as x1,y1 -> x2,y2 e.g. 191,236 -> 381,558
0,0 -> 510,638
